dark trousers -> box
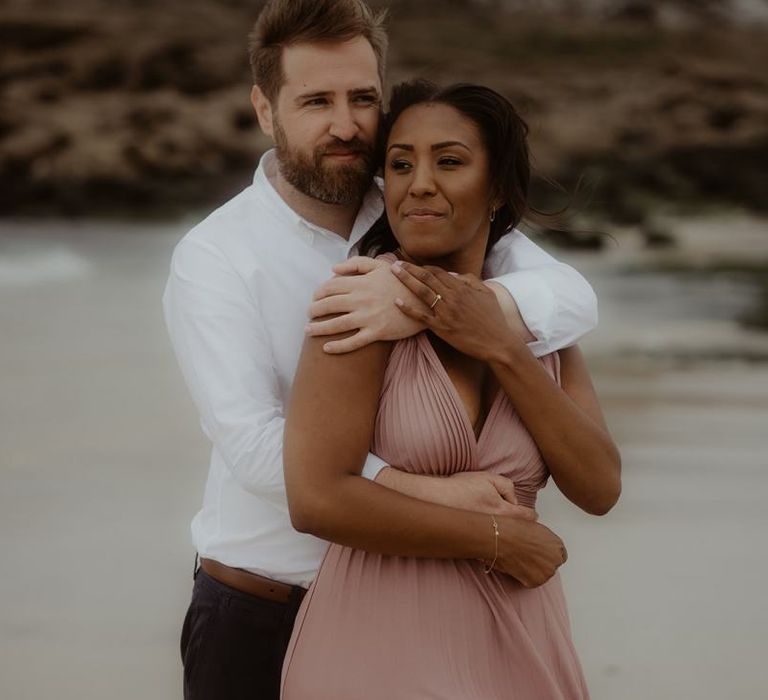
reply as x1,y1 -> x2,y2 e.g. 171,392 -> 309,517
181,567 -> 306,700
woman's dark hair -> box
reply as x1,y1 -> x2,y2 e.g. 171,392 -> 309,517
359,80 -> 532,257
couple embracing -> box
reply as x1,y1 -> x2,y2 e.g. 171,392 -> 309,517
163,1 -> 621,699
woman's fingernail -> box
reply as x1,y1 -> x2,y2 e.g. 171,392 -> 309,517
304,325 -> 311,334
391,260 -> 403,272
394,298 -> 404,307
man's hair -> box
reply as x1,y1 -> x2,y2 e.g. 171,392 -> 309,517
248,0 -> 388,103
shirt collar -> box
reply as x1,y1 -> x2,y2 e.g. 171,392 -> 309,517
252,149 -> 384,251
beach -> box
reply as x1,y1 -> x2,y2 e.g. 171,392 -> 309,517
1,217 -> 767,699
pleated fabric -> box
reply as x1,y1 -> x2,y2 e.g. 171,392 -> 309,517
281,331 -> 590,700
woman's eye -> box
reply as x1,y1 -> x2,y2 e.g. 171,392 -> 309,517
438,157 -> 462,167
389,159 -> 411,171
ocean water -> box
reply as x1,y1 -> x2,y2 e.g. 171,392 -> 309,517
1,216 -> 767,699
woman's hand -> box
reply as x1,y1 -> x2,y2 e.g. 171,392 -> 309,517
494,517 -> 568,587
391,260 -> 523,363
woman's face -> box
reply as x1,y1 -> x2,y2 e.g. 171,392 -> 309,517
384,102 -> 495,265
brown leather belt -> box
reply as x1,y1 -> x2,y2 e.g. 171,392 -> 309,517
200,558 -> 305,605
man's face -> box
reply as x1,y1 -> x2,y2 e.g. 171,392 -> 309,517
259,37 -> 382,205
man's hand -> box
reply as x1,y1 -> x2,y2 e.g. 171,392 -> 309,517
377,468 -> 537,521
306,257 -> 424,354
494,517 -> 568,588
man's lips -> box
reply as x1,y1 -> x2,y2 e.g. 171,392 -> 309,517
323,149 -> 363,159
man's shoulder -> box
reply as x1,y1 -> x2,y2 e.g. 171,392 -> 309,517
169,185 -> 263,274
483,228 -> 525,273
182,185 -> 265,247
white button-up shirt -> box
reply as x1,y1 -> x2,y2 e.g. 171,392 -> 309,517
163,150 -> 597,587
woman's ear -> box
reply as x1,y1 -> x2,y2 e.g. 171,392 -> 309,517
489,196 -> 504,221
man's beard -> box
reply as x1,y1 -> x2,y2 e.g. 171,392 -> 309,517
273,119 -> 375,206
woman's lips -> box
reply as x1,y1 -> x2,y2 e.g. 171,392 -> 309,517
404,208 -> 445,221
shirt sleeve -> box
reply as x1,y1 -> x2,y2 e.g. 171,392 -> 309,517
360,453 -> 389,481
485,229 -> 599,356
162,234 -> 388,510
163,235 -> 289,506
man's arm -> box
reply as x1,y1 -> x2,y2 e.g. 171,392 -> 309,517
164,236 -> 559,584
162,235 -> 289,504
162,234 -> 524,509
306,230 -> 596,356
162,235 -> 387,504
484,229 -> 598,356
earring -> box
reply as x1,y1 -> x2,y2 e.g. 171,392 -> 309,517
490,208 -> 496,223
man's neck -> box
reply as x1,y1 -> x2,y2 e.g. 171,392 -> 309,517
271,169 -> 362,241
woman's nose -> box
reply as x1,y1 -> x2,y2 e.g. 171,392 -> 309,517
408,164 -> 436,197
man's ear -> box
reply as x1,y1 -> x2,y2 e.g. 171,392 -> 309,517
251,85 -> 275,139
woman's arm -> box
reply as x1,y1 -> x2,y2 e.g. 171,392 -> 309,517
283,329 -> 568,586
391,262 -> 621,516
488,343 -> 621,515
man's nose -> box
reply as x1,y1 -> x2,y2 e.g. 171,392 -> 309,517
328,104 -> 359,142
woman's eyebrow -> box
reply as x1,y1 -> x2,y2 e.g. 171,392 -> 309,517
431,140 -> 470,151
387,141 -> 471,153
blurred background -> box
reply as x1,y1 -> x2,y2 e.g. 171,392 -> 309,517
1,1 -> 767,698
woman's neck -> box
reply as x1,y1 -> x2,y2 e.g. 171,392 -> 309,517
398,242 -> 486,278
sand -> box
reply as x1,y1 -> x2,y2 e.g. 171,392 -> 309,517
1,219 -> 767,699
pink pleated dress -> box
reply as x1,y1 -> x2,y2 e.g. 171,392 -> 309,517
281,331 -> 590,699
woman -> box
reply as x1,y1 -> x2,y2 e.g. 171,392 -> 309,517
281,81 -> 621,699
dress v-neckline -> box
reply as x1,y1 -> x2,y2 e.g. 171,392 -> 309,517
417,333 -> 504,456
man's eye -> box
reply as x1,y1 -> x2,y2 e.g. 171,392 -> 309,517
306,98 -> 328,107
354,95 -> 378,105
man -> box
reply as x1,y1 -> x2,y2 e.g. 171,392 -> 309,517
163,1 -> 598,698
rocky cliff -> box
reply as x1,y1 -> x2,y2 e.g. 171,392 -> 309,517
1,0 -> 766,222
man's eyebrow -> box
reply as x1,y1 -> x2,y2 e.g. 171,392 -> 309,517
349,86 -> 380,97
294,90 -> 330,104
294,87 -> 380,104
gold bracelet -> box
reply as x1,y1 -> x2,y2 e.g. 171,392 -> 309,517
483,515 -> 499,574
